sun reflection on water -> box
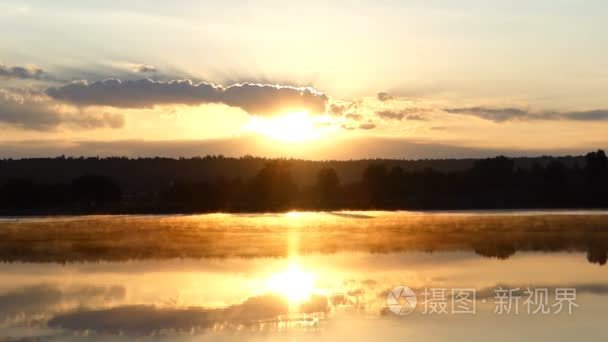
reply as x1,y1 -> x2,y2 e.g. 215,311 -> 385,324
284,211 -> 304,219
265,261 -> 316,305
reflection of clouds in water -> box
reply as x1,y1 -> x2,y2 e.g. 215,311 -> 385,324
48,295 -> 328,335
0,253 -> 607,340
0,284 -> 125,320
46,281 -> 608,336
4,281 -> 608,337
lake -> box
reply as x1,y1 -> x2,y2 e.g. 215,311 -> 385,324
0,211 -> 607,341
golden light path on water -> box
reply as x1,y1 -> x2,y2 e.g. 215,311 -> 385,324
265,211 -> 318,308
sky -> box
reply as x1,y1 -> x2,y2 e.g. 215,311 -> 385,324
1,0 -> 607,159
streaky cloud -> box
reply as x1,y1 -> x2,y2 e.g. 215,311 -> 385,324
445,106 -> 608,122
444,107 -> 529,122
564,109 -> 608,121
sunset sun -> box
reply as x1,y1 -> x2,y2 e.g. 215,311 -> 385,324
244,111 -> 333,143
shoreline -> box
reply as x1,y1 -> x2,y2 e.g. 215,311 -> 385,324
3,208 -> 608,222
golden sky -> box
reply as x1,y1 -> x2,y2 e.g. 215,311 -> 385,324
1,0 -> 607,159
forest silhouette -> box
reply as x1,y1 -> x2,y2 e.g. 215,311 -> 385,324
0,150 -> 607,214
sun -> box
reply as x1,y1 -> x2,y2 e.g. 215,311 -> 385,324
244,111 -> 333,142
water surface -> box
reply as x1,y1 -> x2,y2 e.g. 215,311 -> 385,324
0,211 -> 606,341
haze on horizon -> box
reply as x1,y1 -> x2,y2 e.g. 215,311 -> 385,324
1,0 -> 607,160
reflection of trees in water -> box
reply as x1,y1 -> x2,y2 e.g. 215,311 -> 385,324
472,242 -> 517,260
471,236 -> 608,265
587,245 -> 608,265
1,214 -> 607,265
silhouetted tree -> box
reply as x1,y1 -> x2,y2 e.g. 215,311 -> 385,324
469,156 -> 515,207
71,174 -> 122,204
543,161 -> 571,206
316,167 -> 340,207
585,150 -> 608,205
362,164 -> 390,206
248,162 -> 297,210
0,179 -> 39,209
471,156 -> 514,183
586,150 -> 608,175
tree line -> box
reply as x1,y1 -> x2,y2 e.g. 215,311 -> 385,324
0,150 -> 606,214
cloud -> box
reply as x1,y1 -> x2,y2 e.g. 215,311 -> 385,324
0,95 -> 61,130
329,100 -> 361,120
376,110 -> 405,120
444,106 -> 608,122
65,111 -> 125,129
0,91 -> 124,131
329,103 -> 346,116
0,63 -> 45,80
563,109 -> 608,121
377,92 -> 393,102
341,119 -> 376,131
406,114 -> 427,121
46,79 -> 328,115
359,123 -> 376,130
132,64 -> 157,73
345,113 -> 363,121
376,109 -> 426,121
444,107 -> 529,122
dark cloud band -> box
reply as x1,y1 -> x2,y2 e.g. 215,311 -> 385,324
0,92 -> 124,131
46,79 -> 328,115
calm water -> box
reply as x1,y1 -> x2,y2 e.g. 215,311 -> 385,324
0,212 -> 607,341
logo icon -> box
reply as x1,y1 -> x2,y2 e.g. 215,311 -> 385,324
386,286 -> 417,315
